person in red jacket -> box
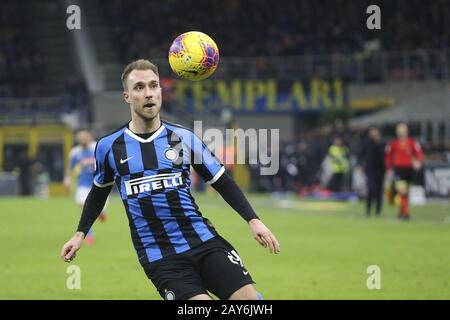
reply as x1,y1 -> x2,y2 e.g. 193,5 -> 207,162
385,123 -> 424,219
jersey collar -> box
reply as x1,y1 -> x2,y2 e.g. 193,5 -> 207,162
124,124 -> 165,143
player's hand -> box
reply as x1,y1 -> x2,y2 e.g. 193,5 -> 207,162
60,232 -> 84,263
412,159 -> 422,170
63,176 -> 72,190
248,219 -> 280,254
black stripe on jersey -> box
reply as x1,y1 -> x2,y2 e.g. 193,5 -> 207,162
140,140 -> 158,169
122,196 -> 149,263
137,196 -> 177,258
165,190 -> 203,248
112,133 -> 130,176
102,149 -> 115,184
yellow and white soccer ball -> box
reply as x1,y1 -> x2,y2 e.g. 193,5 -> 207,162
168,31 -> 219,81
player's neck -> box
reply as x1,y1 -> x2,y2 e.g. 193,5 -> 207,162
129,115 -> 161,134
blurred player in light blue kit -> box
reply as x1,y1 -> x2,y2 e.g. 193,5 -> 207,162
64,129 -> 107,245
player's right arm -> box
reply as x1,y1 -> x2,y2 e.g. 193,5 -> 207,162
61,139 -> 114,263
61,185 -> 112,262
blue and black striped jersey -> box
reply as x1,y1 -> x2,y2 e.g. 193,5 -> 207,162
93,120 -> 225,264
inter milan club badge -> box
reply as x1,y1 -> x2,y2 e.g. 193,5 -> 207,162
164,290 -> 175,300
164,147 -> 179,162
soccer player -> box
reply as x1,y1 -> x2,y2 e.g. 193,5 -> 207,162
60,59 -> 280,300
385,123 -> 424,220
64,129 -> 107,245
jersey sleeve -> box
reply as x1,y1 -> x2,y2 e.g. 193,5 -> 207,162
189,131 -> 225,184
93,139 -> 115,187
69,148 -> 78,170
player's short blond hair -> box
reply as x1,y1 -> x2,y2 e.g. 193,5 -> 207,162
121,59 -> 159,90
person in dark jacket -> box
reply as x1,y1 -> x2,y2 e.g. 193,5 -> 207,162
358,127 -> 386,216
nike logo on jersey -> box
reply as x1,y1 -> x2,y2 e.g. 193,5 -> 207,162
120,156 -> 134,164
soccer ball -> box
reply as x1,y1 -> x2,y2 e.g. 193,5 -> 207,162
168,31 -> 219,81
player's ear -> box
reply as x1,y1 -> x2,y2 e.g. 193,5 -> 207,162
123,91 -> 130,103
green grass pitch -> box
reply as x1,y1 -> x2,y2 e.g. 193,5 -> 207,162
1,193 -> 449,299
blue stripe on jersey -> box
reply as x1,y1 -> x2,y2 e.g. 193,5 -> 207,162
154,134 -> 191,254
177,190 -> 215,242
127,198 -> 163,262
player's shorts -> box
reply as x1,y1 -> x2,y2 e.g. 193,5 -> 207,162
141,235 -> 255,300
393,167 -> 414,184
75,186 -> 109,209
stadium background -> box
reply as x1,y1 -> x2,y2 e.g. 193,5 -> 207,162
0,0 -> 449,299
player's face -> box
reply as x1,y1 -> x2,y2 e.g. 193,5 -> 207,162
77,131 -> 92,147
123,69 -> 162,121
334,138 -> 342,146
369,128 -> 381,141
396,124 -> 408,139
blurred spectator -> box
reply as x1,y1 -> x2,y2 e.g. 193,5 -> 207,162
327,137 -> 350,192
32,161 -> 50,198
358,127 -> 386,216
295,141 -> 314,187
